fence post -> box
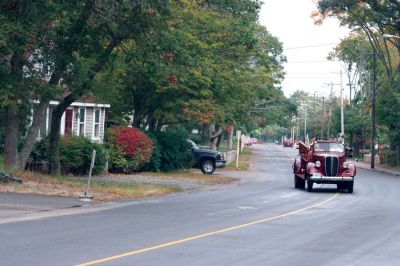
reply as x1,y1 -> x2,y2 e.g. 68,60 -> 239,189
236,130 -> 241,168
83,149 -> 96,198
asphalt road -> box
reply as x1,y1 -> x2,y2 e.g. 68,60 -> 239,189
0,193 -> 87,219
1,143 -> 400,266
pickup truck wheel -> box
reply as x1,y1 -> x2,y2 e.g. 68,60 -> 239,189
347,181 -> 354,193
307,180 -> 313,192
294,175 -> 305,189
201,160 -> 215,174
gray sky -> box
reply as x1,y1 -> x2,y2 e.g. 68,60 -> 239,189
259,0 -> 350,98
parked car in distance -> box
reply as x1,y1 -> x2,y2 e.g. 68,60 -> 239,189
187,140 -> 227,174
244,137 -> 252,146
283,139 -> 294,148
293,140 -> 356,193
376,144 -> 389,149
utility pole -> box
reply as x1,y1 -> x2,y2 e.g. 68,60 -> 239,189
328,82 -> 333,139
304,103 -> 308,143
371,53 -> 377,169
297,117 -> 300,141
290,126 -> 295,143
321,97 -> 325,139
313,92 -> 316,137
340,70 -> 345,143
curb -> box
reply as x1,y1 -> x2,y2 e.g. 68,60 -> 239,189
0,197 -> 165,225
354,162 -> 400,177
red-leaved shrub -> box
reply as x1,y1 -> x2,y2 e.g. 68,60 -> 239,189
109,127 -> 154,172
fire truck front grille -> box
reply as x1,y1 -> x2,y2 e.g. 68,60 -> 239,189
325,156 -> 339,177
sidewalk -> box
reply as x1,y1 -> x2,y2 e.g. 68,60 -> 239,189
0,192 -> 103,224
350,160 -> 400,176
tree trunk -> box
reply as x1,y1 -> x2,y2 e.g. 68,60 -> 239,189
208,124 -> 223,150
156,118 -> 164,132
389,136 -> 396,151
396,145 -> 400,166
148,116 -> 156,132
216,134 -> 223,149
201,124 -> 209,146
208,124 -> 216,150
132,115 -> 142,128
4,106 -> 19,170
4,51 -> 24,170
227,128 -> 234,151
349,132 -> 353,149
49,94 -> 77,176
18,102 -> 49,169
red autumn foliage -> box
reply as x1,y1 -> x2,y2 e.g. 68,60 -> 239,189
109,127 -> 154,165
165,52 -> 174,62
168,75 -> 177,85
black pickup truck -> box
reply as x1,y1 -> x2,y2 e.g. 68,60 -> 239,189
187,140 -> 227,174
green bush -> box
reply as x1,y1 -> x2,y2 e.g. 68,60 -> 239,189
108,145 -> 129,173
144,131 -> 162,172
30,135 -> 106,175
380,149 -> 397,166
145,129 -> 194,172
188,133 -> 202,145
30,136 -> 50,163
60,135 -> 105,175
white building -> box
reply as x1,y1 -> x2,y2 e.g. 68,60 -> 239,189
37,100 -> 110,143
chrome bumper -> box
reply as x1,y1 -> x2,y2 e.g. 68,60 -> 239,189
309,174 -> 354,182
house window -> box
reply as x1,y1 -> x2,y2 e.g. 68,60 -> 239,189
78,108 -> 85,136
93,109 -> 101,139
64,109 -> 73,134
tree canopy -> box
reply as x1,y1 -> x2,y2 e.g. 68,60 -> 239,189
1,0 -> 287,171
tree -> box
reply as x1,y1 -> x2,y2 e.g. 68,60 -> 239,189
316,0 -> 400,163
1,1 -> 65,170
1,1 -> 171,174
95,0 -> 286,151
46,0 -> 170,175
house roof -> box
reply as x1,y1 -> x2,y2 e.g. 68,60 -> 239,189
49,94 -> 110,108
49,100 -> 110,108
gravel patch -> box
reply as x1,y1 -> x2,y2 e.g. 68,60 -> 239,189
95,174 -> 210,191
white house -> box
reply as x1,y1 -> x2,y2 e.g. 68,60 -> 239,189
37,99 -> 110,143
25,52 -> 111,143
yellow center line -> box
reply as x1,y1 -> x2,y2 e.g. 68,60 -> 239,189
77,193 -> 340,266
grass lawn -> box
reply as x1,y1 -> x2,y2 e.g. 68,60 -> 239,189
0,154 -> 181,200
0,166 -> 237,200
0,148 -> 237,200
0,170 -> 183,201
142,169 -> 236,185
224,147 -> 252,171
216,139 -> 239,153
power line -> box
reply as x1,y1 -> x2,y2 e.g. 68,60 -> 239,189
284,43 -> 336,50
284,76 -> 341,79
285,60 -> 335,64
287,72 -> 341,75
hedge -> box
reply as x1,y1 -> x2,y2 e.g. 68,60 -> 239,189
145,129 -> 194,172
29,135 -> 106,175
